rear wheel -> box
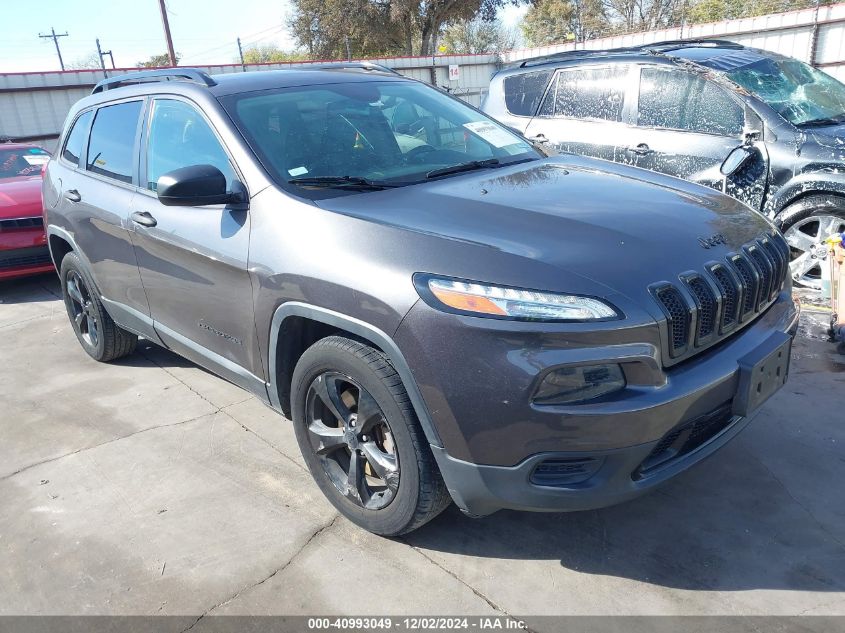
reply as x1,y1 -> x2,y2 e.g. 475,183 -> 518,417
778,195 -> 845,290
60,252 -> 137,362
291,336 -> 450,535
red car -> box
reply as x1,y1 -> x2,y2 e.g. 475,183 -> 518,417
0,143 -> 54,280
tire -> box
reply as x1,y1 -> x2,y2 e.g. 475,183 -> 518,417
60,252 -> 137,362
776,194 -> 845,290
291,335 -> 450,535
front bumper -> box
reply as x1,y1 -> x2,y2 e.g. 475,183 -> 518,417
395,291 -> 799,516
0,228 -> 53,280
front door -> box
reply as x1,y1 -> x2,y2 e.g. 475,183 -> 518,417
630,66 -> 769,211
524,64 -> 645,165
129,97 -> 262,390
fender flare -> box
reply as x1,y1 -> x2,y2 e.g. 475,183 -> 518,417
767,175 -> 845,218
267,302 -> 443,448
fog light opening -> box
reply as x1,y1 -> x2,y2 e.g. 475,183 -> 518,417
533,363 -> 626,405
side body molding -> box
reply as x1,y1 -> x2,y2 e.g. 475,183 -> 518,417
267,302 -> 443,449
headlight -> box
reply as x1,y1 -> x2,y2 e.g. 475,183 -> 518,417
416,275 -> 620,321
533,364 -> 626,405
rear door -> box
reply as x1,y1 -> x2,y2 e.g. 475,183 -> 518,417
524,64 -> 643,164
52,99 -> 154,336
130,96 -> 262,390
630,65 -> 769,210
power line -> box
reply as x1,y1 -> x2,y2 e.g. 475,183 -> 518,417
38,27 -> 69,70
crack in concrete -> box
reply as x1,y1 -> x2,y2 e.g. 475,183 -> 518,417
400,540 -> 539,633
180,514 -> 340,632
0,412 -> 215,482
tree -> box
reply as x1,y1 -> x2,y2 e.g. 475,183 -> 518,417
66,52 -> 102,70
289,0 -> 524,57
441,17 -> 517,53
136,53 -> 180,68
521,0 -> 610,46
240,44 -> 309,64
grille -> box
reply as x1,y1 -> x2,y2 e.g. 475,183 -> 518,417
634,402 -> 737,478
0,246 -> 51,270
747,244 -> 775,304
652,232 -> 788,364
0,217 -> 43,231
708,264 -> 740,331
686,276 -> 717,341
654,285 -> 690,356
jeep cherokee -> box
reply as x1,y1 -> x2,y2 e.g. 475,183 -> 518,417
43,66 -> 799,535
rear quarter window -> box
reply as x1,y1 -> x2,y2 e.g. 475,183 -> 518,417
62,110 -> 93,166
503,70 -> 553,116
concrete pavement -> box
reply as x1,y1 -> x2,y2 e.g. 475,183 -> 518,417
1,274 -> 844,625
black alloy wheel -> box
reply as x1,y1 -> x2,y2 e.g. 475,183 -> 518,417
65,269 -> 99,348
305,371 -> 400,510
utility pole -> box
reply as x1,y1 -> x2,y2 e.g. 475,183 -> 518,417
157,0 -> 177,66
96,39 -> 115,76
237,37 -> 246,71
39,27 -> 69,71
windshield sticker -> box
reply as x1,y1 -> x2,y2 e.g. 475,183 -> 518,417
463,121 -> 517,148
288,166 -> 308,177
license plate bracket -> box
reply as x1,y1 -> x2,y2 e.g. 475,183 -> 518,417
733,331 -> 792,417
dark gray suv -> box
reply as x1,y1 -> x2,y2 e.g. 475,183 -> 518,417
44,66 -> 799,535
484,40 -> 845,290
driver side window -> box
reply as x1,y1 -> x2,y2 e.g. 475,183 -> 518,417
145,99 -> 236,191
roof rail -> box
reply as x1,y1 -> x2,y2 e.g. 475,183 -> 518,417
304,61 -> 401,75
512,38 -> 743,69
92,68 -> 217,94
638,38 -> 744,53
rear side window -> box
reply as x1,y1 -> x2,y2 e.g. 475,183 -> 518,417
86,101 -> 143,184
503,70 -> 553,116
540,66 -> 627,121
62,111 -> 92,166
638,68 -> 743,136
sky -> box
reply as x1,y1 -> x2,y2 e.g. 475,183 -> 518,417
0,0 -> 530,73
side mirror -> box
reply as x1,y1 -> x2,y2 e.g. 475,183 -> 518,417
156,164 -> 239,207
721,145 -> 754,176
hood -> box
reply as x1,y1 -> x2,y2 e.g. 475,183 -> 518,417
0,175 -> 44,219
800,123 -> 845,155
314,155 -> 773,297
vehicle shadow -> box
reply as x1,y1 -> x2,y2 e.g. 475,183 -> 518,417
0,273 -> 59,304
405,432 -> 845,593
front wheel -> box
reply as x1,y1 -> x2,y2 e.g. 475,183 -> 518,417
778,195 -> 845,290
291,336 -> 450,535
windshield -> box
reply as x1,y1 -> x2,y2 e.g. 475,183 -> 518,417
0,147 -> 49,180
727,57 -> 845,127
221,80 -> 539,196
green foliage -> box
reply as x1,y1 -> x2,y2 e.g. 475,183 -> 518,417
441,17 -> 517,54
136,53 -> 180,68
240,44 -> 309,64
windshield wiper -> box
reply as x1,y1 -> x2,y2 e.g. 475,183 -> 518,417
425,158 -> 500,179
288,176 -> 397,190
796,114 -> 845,127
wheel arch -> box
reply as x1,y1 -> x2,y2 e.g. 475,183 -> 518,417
769,177 -> 845,222
268,302 -> 443,449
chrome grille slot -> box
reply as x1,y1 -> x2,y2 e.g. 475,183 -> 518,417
745,244 -> 774,306
729,253 -> 760,318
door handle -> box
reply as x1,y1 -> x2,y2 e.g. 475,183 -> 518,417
625,143 -> 653,156
64,189 -> 81,203
130,211 -> 157,228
